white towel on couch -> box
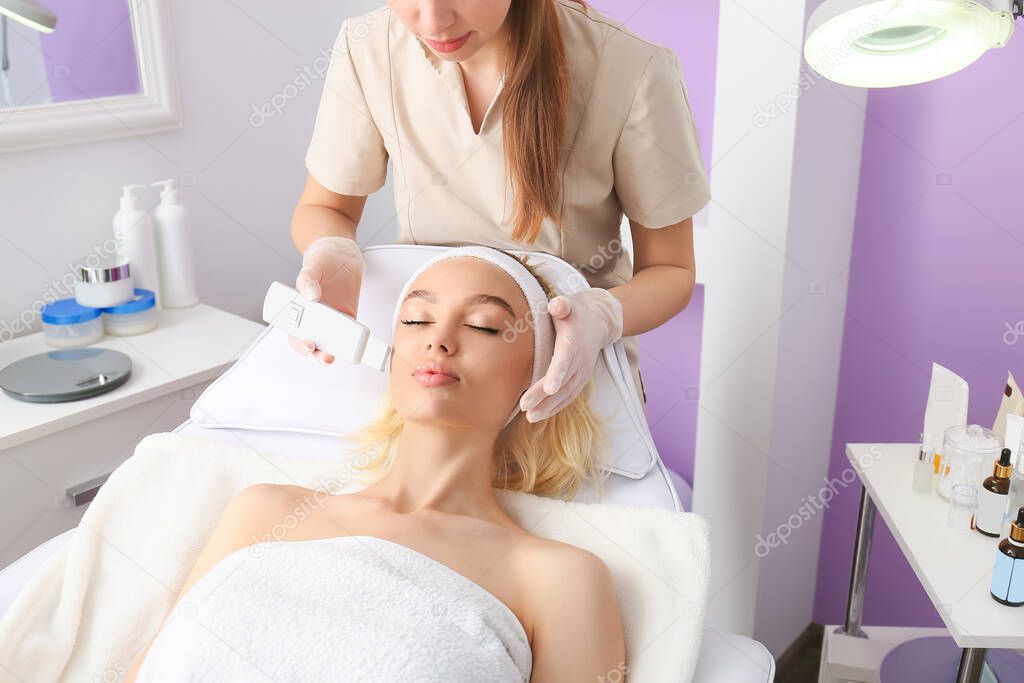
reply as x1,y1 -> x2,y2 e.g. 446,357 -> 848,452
0,432 -> 710,682
136,535 -> 533,682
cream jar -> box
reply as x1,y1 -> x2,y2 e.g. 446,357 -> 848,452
74,255 -> 134,308
41,299 -> 104,348
101,288 -> 158,336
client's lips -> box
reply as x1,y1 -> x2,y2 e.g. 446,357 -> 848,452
412,362 -> 460,387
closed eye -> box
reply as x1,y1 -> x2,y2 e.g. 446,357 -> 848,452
400,320 -> 499,335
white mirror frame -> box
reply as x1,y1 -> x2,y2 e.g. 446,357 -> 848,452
0,0 -> 181,155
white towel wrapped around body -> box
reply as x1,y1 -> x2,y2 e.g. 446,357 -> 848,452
136,535 -> 531,682
0,431 -> 710,682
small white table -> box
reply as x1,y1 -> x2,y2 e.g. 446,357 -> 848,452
0,304 -> 264,567
836,442 -> 1022,683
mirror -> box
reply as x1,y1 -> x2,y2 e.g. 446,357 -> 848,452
2,0 -> 141,108
0,0 -> 180,154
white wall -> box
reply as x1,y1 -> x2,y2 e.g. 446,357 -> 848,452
696,0 -> 866,655
751,22 -> 867,662
0,0 -> 397,340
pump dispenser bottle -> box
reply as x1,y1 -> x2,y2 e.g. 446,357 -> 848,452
151,179 -> 199,308
990,506 -> 1024,606
113,184 -> 162,310
976,448 -> 1014,537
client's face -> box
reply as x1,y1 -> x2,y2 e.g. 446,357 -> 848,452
390,257 -> 535,430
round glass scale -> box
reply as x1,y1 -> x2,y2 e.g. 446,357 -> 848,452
0,348 -> 132,403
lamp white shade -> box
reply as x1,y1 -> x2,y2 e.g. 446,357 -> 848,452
804,0 -> 1014,88
0,0 -> 57,33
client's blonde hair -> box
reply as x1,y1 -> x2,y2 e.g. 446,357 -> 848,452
341,251 -> 608,501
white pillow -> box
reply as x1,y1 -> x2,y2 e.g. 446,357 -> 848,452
493,487 -> 711,681
190,244 -> 659,479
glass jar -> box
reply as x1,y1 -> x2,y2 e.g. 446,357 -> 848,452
937,424 -> 1002,501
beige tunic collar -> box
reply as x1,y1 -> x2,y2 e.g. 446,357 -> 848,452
405,16 -> 595,149
410,26 -> 509,137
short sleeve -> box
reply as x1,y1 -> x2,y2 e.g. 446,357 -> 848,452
612,46 -> 711,228
305,19 -> 389,196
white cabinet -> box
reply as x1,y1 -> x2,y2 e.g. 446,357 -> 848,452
0,304 -> 264,568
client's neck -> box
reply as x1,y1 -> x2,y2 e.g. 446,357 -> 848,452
365,421 -> 508,521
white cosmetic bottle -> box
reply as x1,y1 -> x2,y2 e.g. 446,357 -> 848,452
151,179 -> 199,308
113,184 -> 162,311
1002,414 -> 1024,527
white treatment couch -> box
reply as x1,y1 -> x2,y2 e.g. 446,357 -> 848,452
0,245 -> 775,682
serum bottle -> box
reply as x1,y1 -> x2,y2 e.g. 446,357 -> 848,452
912,434 -> 936,494
990,506 -> 1024,606
976,448 -> 1014,537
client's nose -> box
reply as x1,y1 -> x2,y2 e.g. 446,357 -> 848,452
425,331 -> 453,354
423,318 -> 458,354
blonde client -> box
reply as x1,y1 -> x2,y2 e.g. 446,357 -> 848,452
126,246 -> 627,682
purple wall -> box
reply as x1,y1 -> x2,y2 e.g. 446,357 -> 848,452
812,38 -> 1024,624
640,286 -> 706,485
596,1 -> 719,485
39,0 -> 140,102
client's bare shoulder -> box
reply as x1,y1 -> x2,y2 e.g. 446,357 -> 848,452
123,483 -> 330,683
516,536 -> 627,682
516,534 -> 612,578
215,483 -> 317,547
181,482 -> 336,585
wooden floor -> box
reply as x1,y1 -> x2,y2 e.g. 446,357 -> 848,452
775,623 -> 824,682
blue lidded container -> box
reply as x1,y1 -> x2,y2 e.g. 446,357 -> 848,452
40,299 -> 104,348
100,288 -> 158,336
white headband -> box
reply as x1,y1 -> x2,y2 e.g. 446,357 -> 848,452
390,246 -> 555,427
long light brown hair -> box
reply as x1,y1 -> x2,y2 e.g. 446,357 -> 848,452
503,0 -> 587,244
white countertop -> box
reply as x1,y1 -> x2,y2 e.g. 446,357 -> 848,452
0,304 -> 265,450
847,442 -> 1024,649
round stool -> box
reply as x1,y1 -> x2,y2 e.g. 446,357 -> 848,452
880,636 -> 1024,682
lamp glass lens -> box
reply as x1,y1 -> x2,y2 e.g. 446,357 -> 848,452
804,0 -> 1012,87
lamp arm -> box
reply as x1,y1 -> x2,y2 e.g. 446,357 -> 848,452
1,16 -> 8,72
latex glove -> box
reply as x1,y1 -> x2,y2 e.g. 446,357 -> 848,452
519,287 -> 623,422
288,236 -> 365,365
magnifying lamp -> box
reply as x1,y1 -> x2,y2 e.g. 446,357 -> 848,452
1,0 -> 56,107
804,0 -> 1020,87
0,0 -> 56,33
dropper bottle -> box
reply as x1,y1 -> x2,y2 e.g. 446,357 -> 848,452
976,448 -> 1014,537
990,506 -> 1024,606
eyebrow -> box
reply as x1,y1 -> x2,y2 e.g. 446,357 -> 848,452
402,289 -> 515,317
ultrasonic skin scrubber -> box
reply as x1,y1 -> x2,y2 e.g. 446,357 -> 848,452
262,281 -> 391,372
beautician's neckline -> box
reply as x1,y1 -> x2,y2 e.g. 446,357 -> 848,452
248,534 -> 530,649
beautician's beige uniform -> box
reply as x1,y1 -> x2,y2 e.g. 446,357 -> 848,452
305,0 -> 711,405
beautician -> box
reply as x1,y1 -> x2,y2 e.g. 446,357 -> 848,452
289,0 -> 711,423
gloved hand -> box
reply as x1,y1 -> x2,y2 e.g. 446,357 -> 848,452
288,236 -> 365,365
519,287 -> 623,422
